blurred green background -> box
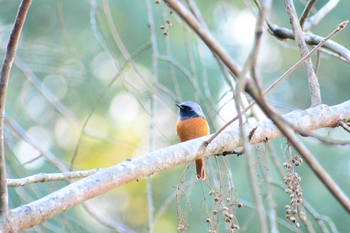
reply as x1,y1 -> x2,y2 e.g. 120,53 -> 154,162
0,0 -> 349,232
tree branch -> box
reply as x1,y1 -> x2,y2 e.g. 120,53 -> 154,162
299,0 -> 317,30
303,0 -> 340,31
238,1 -> 271,232
268,22 -> 350,62
7,169 -> 101,187
1,101 -> 350,231
5,117 -> 68,173
338,120 -> 350,133
283,0 -> 321,107
0,0 -> 32,216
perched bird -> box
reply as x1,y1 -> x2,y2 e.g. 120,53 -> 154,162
176,101 -> 210,180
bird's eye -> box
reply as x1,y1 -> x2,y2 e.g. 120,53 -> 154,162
188,107 -> 193,111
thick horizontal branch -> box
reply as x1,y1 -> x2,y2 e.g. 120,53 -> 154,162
1,101 -> 350,231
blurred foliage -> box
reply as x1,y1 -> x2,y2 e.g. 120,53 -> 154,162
0,0 -> 350,232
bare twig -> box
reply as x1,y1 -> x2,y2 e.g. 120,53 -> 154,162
271,180 -> 337,232
257,145 -> 278,233
268,22 -> 350,62
207,2 -> 265,231
338,120 -> 350,133
245,144 -> 268,233
304,0 -> 341,31
235,0 -> 268,163
315,50 -> 321,76
284,0 -> 321,107
13,58 -> 106,141
235,1 -> 271,231
175,163 -> 193,232
236,197 -> 297,231
284,119 -> 350,146
265,20 -> 347,94
82,202 -> 136,233
186,0 -> 238,92
5,117 -> 68,173
0,0 -> 32,216
303,201 -> 339,232
299,0 -> 317,30
7,169 -> 101,187
146,0 -> 158,231
69,42 -> 151,171
317,47 -> 350,64
102,0 -> 152,92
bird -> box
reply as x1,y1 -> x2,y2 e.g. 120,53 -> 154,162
176,101 -> 210,180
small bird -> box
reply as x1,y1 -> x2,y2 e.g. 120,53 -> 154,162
176,101 -> 210,180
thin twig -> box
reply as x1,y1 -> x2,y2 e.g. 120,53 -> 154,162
186,0 -> 238,93
286,120 -> 350,146
303,201 -> 339,232
5,117 -> 68,173
13,57 -> 140,153
265,20 -> 347,95
257,144 -> 278,233
82,202 -> 136,233
268,21 -> 350,62
175,162 -> 193,232
245,144 -> 268,233
304,0 -> 340,31
299,0 -> 317,30
338,120 -> 350,133
271,180 -> 337,232
315,50 -> 321,76
69,41 -> 151,171
316,46 -> 350,65
235,1 -> 270,227
102,0 -> 152,92
0,0 -> 32,216
7,169 -> 101,187
146,0 -> 158,231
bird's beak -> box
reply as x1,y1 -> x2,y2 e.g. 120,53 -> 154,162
176,103 -> 183,109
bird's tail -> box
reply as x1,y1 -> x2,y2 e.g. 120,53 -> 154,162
195,159 -> 206,180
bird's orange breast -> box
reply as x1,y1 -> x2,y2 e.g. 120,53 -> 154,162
176,117 -> 210,142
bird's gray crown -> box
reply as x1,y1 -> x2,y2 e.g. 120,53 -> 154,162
176,101 -> 206,120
